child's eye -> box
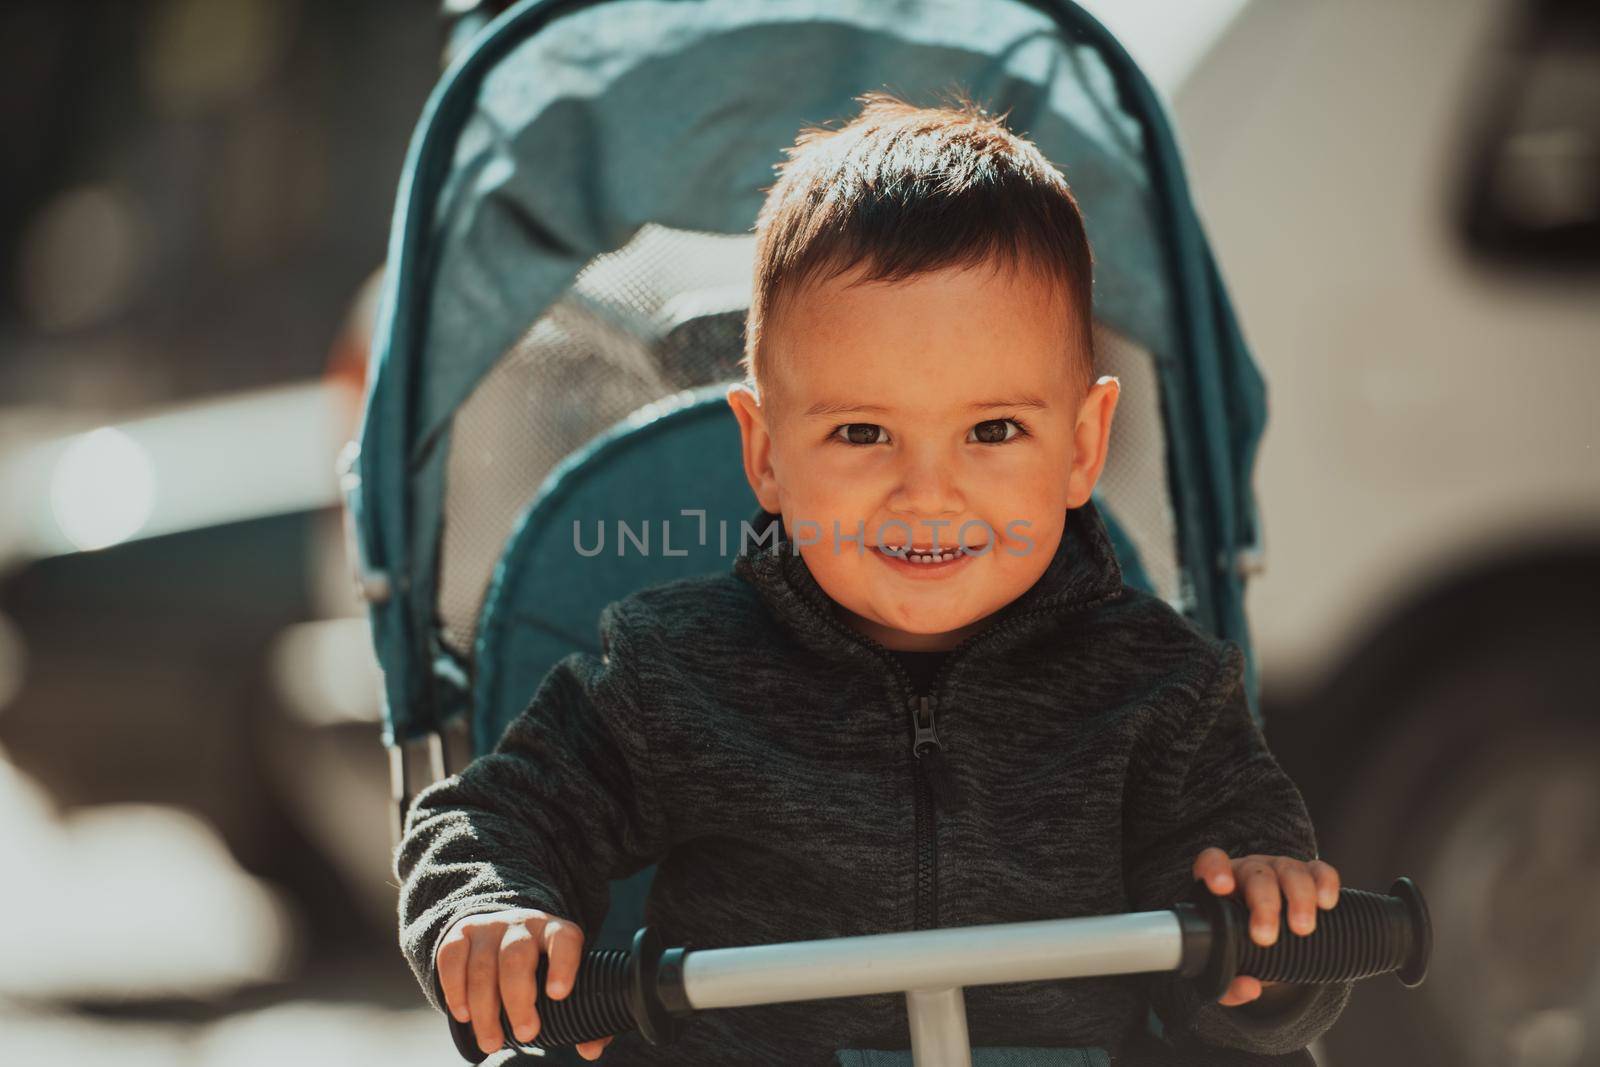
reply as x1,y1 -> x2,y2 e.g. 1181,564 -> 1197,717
832,423 -> 891,446
968,418 -> 1028,444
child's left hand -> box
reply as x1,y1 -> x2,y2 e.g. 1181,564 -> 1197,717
1191,846 -> 1342,1007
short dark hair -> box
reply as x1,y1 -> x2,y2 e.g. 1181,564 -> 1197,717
743,90 -> 1095,396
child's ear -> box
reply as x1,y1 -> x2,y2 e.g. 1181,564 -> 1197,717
1064,375 -> 1120,508
727,382 -> 783,513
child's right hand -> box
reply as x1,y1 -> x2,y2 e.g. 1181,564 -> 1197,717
435,908 -> 616,1060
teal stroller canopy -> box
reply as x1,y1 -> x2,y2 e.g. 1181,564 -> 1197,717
353,0 -> 1268,761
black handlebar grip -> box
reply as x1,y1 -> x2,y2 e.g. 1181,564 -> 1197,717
1175,876 -> 1432,1001
444,926 -> 690,1063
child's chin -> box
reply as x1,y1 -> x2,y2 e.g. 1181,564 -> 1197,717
882,606 -> 985,637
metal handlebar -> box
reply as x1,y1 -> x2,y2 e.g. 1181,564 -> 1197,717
445,877 -> 1431,1064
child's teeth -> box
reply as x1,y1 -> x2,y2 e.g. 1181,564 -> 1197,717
876,544 -> 969,563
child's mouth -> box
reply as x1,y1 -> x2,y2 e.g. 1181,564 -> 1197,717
873,542 -> 987,577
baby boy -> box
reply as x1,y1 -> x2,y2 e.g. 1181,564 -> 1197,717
397,93 -> 1352,1065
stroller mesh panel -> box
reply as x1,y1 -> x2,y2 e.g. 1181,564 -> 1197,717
439,224 -> 754,656
437,225 -> 1182,661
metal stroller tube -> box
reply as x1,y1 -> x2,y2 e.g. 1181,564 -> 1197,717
444,877 -> 1431,1064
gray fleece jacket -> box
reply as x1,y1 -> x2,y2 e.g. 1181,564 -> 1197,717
394,498 -> 1351,1065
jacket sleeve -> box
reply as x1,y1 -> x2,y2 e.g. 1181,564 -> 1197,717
1122,639 -> 1352,1056
392,601 -> 670,1013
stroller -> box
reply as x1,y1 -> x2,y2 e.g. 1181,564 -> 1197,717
343,0 -> 1350,1061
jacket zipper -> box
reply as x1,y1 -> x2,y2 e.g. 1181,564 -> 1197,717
912,740 -> 937,929
911,694 -> 964,929
912,695 -> 962,813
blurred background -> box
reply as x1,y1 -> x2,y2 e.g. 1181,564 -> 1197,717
0,1 -> 1594,1065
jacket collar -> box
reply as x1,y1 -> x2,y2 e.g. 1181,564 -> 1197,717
731,498 -> 1126,661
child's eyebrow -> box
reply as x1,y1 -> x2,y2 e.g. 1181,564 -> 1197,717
803,396 -> 1050,418
803,400 -> 891,418
968,395 -> 1049,410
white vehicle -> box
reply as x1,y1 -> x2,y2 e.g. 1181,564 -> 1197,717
1166,1 -> 1600,1064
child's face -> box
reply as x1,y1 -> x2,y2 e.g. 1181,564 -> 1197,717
729,260 -> 1119,651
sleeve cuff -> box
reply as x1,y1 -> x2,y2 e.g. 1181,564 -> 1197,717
1149,975 -> 1353,1056
1231,983 -> 1314,1020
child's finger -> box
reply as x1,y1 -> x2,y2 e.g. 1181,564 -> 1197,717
1308,859 -> 1341,908
466,930 -> 506,1054
1237,860 -> 1282,947
1216,974 -> 1262,1006
435,928 -> 471,1023
1192,847 -> 1234,894
1277,861 -> 1319,936
576,1036 -> 613,1059
543,918 -> 586,999
498,923 -> 542,1045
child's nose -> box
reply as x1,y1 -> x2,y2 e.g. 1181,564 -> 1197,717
888,453 -> 965,519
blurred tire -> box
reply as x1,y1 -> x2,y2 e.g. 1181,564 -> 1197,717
1308,557 -> 1600,1067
